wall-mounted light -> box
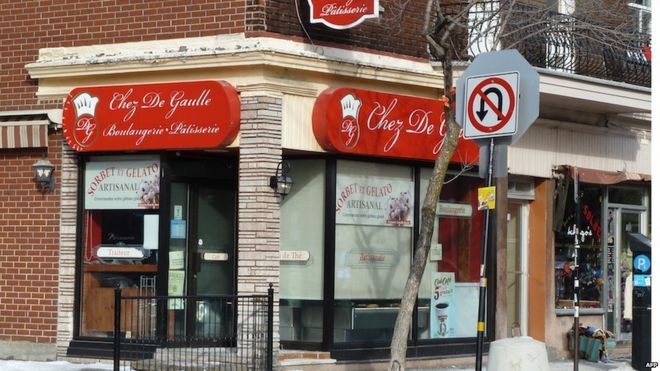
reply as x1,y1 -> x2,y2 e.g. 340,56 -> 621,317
270,161 -> 293,198
33,157 -> 55,192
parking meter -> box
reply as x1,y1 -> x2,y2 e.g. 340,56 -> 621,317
627,232 -> 651,371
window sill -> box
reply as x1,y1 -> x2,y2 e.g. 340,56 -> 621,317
555,308 -> 606,316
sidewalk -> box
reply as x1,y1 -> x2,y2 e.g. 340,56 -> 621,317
410,358 -> 634,371
0,357 -> 635,371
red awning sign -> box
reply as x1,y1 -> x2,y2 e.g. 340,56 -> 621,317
312,87 -> 479,163
463,72 -> 519,139
62,80 -> 240,152
308,0 -> 379,29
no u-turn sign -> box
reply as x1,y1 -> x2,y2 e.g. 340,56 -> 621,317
463,72 -> 519,139
456,50 -> 539,146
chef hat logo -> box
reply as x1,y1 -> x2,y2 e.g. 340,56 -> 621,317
340,94 -> 361,119
73,93 -> 99,118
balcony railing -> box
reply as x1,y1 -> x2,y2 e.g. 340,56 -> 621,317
434,1 -> 651,87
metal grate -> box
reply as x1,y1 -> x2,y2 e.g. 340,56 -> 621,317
111,286 -> 274,371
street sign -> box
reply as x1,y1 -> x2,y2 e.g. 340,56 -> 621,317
456,50 -> 539,146
455,50 -> 539,178
463,72 -> 519,139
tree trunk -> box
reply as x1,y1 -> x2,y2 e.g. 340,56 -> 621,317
388,51 -> 459,371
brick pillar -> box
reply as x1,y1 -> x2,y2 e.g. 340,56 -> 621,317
237,93 -> 282,353
57,143 -> 78,357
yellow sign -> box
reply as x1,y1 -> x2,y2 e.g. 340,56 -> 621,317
478,187 -> 496,210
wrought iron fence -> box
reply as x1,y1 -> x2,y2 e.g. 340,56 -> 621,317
111,285 -> 274,371
434,0 -> 651,87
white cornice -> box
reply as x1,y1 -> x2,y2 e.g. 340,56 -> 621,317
26,34 -> 442,90
451,61 -> 651,114
537,70 -> 651,113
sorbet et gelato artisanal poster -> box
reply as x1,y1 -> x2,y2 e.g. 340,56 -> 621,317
335,174 -> 414,227
84,157 -> 160,209
431,272 -> 456,338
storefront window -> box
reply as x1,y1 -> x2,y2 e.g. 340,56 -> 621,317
608,187 -> 645,205
418,169 -> 484,339
80,156 -> 160,337
280,159 -> 325,342
554,183 -> 603,309
334,160 -> 413,343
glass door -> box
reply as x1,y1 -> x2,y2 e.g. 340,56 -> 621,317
168,182 -> 236,340
607,208 -> 641,340
506,201 -> 529,336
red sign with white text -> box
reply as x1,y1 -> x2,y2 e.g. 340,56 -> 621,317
312,87 -> 479,163
308,0 -> 379,29
62,80 -> 240,152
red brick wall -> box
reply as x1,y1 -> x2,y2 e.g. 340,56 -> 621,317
0,133 -> 61,343
265,0 -> 430,59
0,0 -> 265,346
0,0 -> 260,111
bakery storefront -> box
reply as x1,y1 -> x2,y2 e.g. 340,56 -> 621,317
60,77 -> 489,360
278,87 -> 489,359
63,81 -> 241,345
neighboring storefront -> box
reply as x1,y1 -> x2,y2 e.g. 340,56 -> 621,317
505,110 -> 651,356
552,167 -> 650,343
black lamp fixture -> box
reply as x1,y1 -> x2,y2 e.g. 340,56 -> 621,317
270,161 -> 293,197
33,157 -> 55,192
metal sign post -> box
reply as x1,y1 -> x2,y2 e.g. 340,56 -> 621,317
572,169 -> 581,371
455,50 -> 540,371
475,138 -> 495,371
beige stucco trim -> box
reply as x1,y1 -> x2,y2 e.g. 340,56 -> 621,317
26,34 -> 444,101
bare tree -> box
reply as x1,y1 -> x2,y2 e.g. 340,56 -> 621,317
388,1 -> 649,370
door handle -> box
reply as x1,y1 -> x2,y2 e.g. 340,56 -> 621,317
195,252 -> 202,273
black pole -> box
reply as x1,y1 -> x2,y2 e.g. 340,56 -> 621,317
573,170 -> 581,371
113,286 -> 121,371
475,138 -> 495,371
267,283 -> 274,371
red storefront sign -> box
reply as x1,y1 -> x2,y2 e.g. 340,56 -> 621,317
62,80 -> 240,152
308,0 -> 379,29
312,87 -> 479,163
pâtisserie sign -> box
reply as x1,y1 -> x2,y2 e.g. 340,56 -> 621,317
313,87 -> 479,163
62,80 -> 240,152
308,0 -> 379,29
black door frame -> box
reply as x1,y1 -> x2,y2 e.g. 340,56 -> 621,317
160,154 -> 239,342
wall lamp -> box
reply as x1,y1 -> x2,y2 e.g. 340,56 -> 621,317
270,161 -> 293,197
33,157 -> 55,193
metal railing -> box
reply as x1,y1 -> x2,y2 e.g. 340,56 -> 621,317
434,0 -> 651,87
111,285 -> 274,370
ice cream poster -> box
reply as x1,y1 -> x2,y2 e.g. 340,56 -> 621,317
431,272 -> 456,338
335,174 -> 414,227
85,157 -> 160,210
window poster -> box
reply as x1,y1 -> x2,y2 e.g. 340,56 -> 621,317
85,157 -> 160,210
143,215 -> 159,250
335,225 -> 411,299
430,272 -> 456,338
168,270 -> 185,310
336,174 -> 414,227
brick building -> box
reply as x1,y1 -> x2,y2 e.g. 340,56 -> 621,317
0,0 -> 651,368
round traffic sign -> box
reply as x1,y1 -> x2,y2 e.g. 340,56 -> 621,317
466,77 -> 516,134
